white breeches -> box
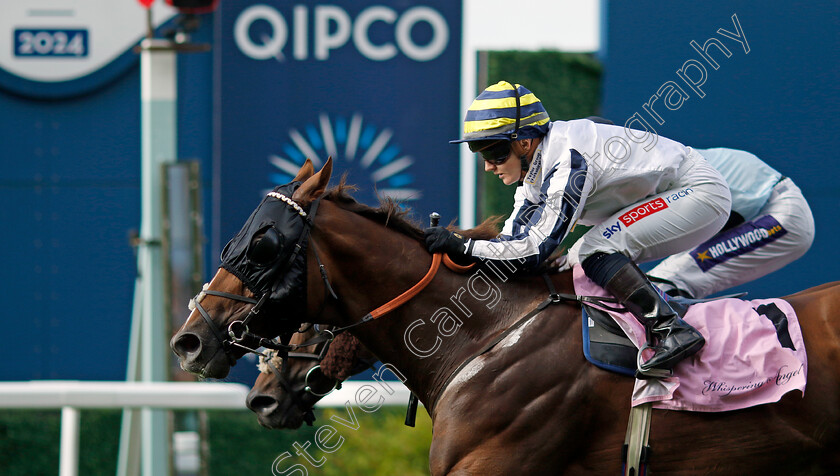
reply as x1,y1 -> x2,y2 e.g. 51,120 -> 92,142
647,178 -> 814,298
569,150 -> 732,269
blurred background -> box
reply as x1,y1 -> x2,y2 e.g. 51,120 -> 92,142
1,0 -> 837,474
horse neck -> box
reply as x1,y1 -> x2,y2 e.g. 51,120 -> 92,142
307,200 -> 576,409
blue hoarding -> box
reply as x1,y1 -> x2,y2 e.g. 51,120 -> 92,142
0,6 -> 212,380
213,1 -> 463,260
602,2 -> 840,298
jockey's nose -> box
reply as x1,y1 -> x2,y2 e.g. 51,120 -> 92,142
246,391 -> 279,415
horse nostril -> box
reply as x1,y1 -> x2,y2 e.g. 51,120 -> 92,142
247,395 -> 279,415
172,333 -> 201,356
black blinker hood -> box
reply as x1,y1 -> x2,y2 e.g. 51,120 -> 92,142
220,182 -> 311,306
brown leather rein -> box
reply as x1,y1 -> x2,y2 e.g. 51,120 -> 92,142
365,253 -> 474,321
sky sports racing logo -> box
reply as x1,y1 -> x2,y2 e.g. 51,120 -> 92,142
602,197 -> 668,239
602,188 -> 695,239
620,197 -> 669,226
692,215 -> 787,271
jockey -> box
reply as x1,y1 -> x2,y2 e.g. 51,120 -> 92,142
424,81 -> 732,375
646,147 -> 815,298
577,117 -> 816,299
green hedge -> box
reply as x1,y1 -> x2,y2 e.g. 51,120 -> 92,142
0,406 -> 432,475
206,406 -> 432,476
0,409 -> 121,476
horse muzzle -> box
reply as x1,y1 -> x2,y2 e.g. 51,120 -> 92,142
248,391 -> 303,429
170,330 -> 234,378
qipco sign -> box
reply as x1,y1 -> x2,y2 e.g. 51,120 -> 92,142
234,4 -> 449,62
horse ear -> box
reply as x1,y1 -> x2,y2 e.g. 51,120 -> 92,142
293,157 -> 333,205
292,158 -> 315,182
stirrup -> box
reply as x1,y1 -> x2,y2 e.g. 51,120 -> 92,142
634,344 -> 672,380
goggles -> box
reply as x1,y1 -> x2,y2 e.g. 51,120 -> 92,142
469,140 -> 511,165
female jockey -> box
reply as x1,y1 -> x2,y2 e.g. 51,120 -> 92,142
646,147 -> 815,298
424,81 -> 732,375
576,117 -> 816,299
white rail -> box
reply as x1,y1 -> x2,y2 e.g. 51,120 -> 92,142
0,381 -> 250,409
0,379 -> 412,476
0,381 -> 249,476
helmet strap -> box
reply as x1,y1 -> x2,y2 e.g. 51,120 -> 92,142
511,139 -> 530,185
518,158 -> 527,185
510,84 -> 521,140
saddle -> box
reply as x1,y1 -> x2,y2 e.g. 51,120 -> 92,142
576,266 -> 808,475
574,265 -> 807,412
582,292 -> 743,378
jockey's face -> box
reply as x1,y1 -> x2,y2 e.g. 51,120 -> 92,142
483,149 -> 520,185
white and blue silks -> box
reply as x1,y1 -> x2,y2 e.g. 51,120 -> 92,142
696,148 -> 781,221
464,119 -> 732,270
466,148 -> 589,269
647,148 -> 814,298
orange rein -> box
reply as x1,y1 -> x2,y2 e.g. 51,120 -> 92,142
365,253 -> 475,320
442,254 -> 476,273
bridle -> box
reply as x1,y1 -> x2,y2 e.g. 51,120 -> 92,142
189,190 -> 462,374
256,323 -> 379,426
191,289 -> 270,366
258,326 -> 334,427
190,194 -> 330,366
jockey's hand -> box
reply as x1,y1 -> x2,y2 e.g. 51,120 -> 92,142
551,254 -> 571,272
423,227 -> 467,257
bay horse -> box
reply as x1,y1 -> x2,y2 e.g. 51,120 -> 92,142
247,325 -> 376,429
172,159 -> 840,475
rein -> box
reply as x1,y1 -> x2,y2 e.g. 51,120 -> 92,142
362,253 -> 442,321
303,250 -> 473,336
192,192 -> 469,369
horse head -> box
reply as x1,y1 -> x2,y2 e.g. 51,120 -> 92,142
247,326 -> 375,429
171,158 -> 333,377
170,155 -> 545,414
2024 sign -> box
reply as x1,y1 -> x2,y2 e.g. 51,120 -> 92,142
15,29 -> 88,57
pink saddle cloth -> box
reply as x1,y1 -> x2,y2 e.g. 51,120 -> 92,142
573,266 -> 807,412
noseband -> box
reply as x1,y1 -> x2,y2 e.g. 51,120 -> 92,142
259,325 -> 378,426
261,346 -> 328,427
191,289 -> 273,366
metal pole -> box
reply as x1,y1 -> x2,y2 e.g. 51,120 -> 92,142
117,277 -> 143,476
122,7 -> 210,475
59,406 -> 81,476
138,36 -> 177,476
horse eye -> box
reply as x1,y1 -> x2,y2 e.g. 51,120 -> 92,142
248,227 -> 283,264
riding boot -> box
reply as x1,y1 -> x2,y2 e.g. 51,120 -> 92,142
603,261 -> 705,373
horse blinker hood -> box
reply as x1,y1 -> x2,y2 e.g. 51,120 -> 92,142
220,182 -> 313,306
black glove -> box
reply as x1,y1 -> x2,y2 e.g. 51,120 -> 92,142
423,227 -> 468,257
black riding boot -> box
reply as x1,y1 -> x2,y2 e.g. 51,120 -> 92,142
603,261 -> 705,373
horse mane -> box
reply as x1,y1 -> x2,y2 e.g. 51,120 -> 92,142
323,176 -> 502,241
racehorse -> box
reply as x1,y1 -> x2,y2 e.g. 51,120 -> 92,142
172,159 -> 840,475
247,325 -> 377,429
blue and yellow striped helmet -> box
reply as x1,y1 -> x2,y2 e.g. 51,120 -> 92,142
451,81 -> 550,144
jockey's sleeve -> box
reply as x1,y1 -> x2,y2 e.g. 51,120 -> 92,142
499,186 -> 527,238
465,150 -> 590,269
